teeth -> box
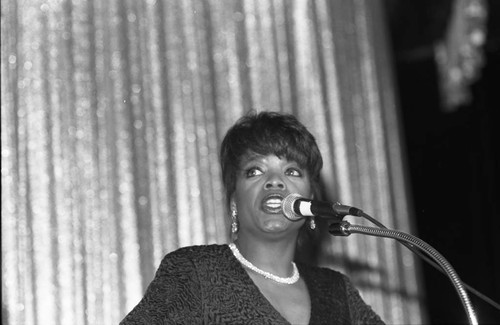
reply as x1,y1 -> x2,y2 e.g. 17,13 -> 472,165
263,196 -> 283,211
265,198 -> 281,207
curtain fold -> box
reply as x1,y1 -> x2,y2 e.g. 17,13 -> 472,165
1,0 -> 425,324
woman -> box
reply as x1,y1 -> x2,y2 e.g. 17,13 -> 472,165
121,111 -> 384,324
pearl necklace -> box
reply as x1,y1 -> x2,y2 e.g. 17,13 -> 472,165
228,243 -> 300,285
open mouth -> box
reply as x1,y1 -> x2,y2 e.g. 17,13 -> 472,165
261,194 -> 285,214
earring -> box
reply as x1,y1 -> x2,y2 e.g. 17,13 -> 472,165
309,216 -> 316,230
231,207 -> 238,233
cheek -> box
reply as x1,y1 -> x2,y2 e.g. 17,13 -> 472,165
233,180 -> 257,206
292,178 -> 313,196
305,177 -> 316,196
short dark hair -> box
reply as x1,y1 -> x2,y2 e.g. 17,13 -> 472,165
220,111 -> 323,209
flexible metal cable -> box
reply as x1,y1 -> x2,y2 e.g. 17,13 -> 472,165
359,212 -> 500,311
333,222 -> 478,325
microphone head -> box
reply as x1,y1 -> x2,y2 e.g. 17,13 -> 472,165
282,193 -> 303,221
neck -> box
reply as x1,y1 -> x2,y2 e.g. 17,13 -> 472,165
234,235 -> 297,276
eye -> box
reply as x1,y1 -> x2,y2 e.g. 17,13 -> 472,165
285,168 -> 302,177
245,167 -> 263,178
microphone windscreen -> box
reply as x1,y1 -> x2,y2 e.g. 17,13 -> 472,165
282,193 -> 303,221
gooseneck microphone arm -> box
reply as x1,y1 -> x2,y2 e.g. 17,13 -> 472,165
329,221 -> 479,325
281,193 -> 497,320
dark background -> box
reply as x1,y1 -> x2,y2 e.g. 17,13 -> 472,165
385,0 -> 499,323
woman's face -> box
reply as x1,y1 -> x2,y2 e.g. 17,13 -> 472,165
231,153 -> 313,239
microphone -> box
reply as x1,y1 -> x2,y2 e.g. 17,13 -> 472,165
281,193 -> 364,221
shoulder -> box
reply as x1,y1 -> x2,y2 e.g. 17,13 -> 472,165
120,245 -> 230,324
145,244 -> 232,294
158,244 -> 229,270
165,244 -> 228,259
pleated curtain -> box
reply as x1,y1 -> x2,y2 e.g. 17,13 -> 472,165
1,0 -> 425,324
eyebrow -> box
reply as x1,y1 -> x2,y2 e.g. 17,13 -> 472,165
240,155 -> 302,169
238,160 -> 261,171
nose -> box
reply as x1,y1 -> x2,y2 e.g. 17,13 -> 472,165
264,174 -> 286,190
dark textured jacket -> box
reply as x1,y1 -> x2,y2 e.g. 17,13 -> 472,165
121,244 -> 384,324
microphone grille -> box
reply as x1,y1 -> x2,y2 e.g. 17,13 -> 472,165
282,193 -> 303,221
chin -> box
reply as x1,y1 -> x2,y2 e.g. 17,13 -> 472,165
261,217 -> 297,232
